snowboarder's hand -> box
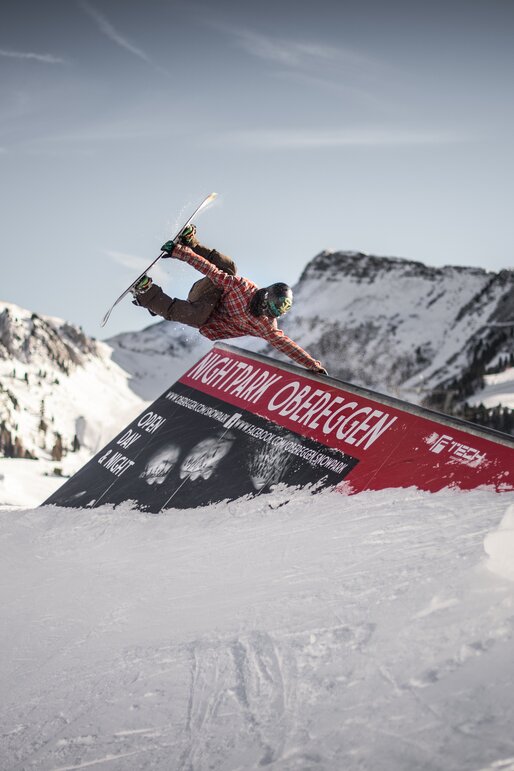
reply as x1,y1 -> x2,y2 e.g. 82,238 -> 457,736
161,240 -> 176,257
315,366 -> 328,375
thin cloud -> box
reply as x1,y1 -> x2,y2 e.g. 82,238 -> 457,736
215,127 -> 469,150
78,0 -> 151,64
273,69 -> 395,112
207,21 -> 401,112
0,48 -> 66,64
198,16 -> 405,114
105,250 -> 167,284
20,112 -> 180,149
37,120 -> 169,144
105,250 -> 151,271
232,29 -> 340,67
211,22 -> 389,80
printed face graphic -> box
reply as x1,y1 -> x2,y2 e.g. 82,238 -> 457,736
140,444 -> 180,485
248,438 -> 292,491
179,434 -> 234,481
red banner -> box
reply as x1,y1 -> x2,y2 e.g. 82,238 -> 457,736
180,345 -> 514,494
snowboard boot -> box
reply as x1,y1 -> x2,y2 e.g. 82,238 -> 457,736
178,223 -> 199,248
131,275 -> 153,298
131,275 -> 157,313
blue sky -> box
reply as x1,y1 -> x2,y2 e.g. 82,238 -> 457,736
1,0 -> 513,337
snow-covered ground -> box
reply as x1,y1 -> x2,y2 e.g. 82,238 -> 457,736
0,455 -> 88,508
1,483 -> 514,771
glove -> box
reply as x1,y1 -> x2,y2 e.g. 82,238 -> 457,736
161,240 -> 176,257
315,366 -> 328,375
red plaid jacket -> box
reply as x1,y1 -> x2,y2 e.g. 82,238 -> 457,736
173,244 -> 322,371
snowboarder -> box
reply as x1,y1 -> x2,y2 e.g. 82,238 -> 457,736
131,226 -> 328,374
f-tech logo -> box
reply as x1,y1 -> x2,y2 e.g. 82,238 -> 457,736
429,434 -> 453,454
426,432 -> 487,467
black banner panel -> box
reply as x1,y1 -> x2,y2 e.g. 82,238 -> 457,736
44,381 -> 358,512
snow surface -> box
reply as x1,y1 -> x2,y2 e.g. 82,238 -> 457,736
485,503 -> 514,582
1,484 -> 514,771
0,456 -> 90,508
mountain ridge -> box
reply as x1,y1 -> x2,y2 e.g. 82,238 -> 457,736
279,250 -> 514,410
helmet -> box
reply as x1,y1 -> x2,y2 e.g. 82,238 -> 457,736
264,283 -> 293,318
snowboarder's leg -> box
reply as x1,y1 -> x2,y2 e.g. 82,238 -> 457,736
187,246 -> 236,303
187,277 -> 223,304
132,232 -> 237,328
134,283 -> 216,328
191,245 -> 237,276
179,226 -> 237,276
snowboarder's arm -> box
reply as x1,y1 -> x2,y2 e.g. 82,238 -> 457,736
172,244 -> 236,289
259,323 -> 324,371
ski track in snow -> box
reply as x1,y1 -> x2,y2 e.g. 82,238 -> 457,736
1,487 -> 514,770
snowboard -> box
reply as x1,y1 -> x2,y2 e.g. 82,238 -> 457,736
100,192 -> 218,328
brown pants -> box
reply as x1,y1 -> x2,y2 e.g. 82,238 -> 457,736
136,245 -> 236,328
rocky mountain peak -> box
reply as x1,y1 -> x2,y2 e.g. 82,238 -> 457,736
280,252 -> 514,416
299,250 -> 490,285
0,303 -> 99,371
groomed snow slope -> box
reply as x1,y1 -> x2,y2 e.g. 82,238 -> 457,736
1,487 -> 514,771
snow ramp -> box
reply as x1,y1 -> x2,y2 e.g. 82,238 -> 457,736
44,343 -> 514,511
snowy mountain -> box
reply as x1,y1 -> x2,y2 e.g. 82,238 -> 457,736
0,302 -> 143,462
107,321 -> 210,400
278,251 -> 514,412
